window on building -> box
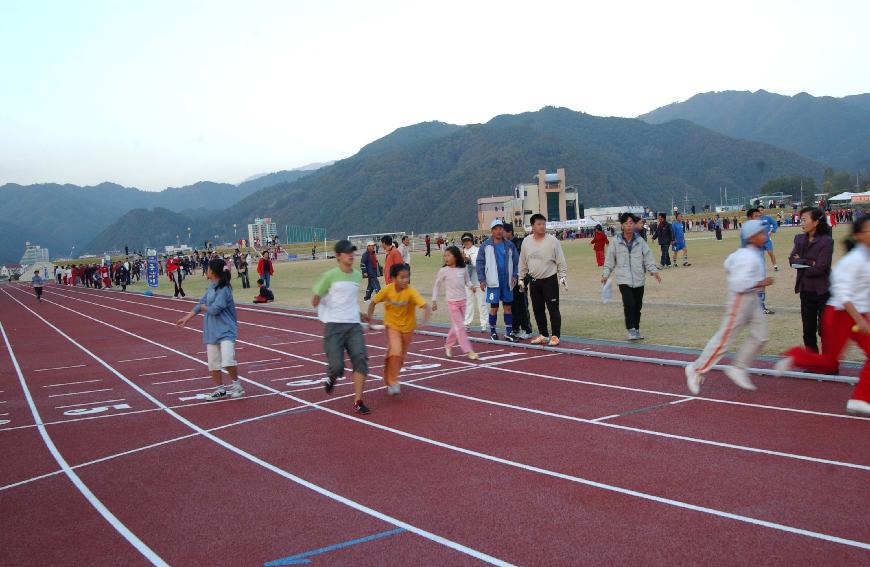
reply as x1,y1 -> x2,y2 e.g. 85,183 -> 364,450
546,193 -> 560,222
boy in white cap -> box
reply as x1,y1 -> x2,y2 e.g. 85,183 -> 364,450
685,219 -> 774,394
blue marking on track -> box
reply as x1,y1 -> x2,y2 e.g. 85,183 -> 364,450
264,528 -> 406,565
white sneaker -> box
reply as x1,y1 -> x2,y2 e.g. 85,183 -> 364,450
846,399 -> 870,416
516,330 -> 532,340
480,325 -> 487,333
228,383 -> 245,398
445,346 -> 452,358
724,367 -> 756,391
387,384 -> 401,395
205,388 -> 227,401
685,364 -> 702,395
628,329 -> 639,341
635,329 -> 645,340
773,357 -> 793,376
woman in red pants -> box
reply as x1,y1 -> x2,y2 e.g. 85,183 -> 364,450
590,225 -> 609,267
776,215 -> 870,415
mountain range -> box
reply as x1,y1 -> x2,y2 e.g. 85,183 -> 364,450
4,89 -> 869,263
640,90 -> 870,172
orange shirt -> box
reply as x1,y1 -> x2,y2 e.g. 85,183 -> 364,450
372,283 -> 426,333
383,247 -> 405,284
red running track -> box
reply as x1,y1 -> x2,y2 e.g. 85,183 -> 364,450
1,282 -> 868,565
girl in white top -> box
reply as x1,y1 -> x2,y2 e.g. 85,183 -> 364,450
432,246 -> 478,360
777,215 -> 870,415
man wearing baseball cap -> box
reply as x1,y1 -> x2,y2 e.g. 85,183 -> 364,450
685,219 -> 773,394
360,240 -> 382,302
476,218 -> 519,342
312,239 -> 371,414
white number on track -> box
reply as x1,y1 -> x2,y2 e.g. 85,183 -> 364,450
63,403 -> 131,416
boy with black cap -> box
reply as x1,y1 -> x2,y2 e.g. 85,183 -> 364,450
312,239 -> 371,414
684,219 -> 773,394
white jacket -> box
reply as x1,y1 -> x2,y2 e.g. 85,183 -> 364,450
724,246 -> 765,294
602,233 -> 658,287
828,244 -> 870,313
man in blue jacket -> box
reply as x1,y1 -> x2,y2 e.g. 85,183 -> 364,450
476,219 -> 519,342
671,211 -> 690,267
360,240 -> 381,301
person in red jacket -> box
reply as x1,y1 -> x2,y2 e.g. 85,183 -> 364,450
381,235 -> 404,285
257,250 -> 274,289
101,264 -> 111,288
167,256 -> 186,298
590,225 -> 610,267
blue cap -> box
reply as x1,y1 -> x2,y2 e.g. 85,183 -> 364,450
740,219 -> 766,242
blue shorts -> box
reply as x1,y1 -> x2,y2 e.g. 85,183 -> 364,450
672,241 -> 686,252
762,239 -> 773,251
486,283 -> 513,305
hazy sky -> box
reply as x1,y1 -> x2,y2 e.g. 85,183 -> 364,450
1,0 -> 867,190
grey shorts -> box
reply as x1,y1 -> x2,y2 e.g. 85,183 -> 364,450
323,322 -> 368,378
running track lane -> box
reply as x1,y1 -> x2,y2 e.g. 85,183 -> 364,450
0,287 -> 509,565
17,286 -> 870,560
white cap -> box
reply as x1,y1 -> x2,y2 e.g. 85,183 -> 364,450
490,219 -> 504,229
365,240 -> 375,246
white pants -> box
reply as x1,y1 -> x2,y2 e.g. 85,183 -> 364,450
691,292 -> 768,374
464,286 -> 488,327
207,340 -> 237,371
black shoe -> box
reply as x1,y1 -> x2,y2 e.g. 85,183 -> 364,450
354,400 -> 371,415
490,332 -> 499,341
324,376 -> 337,394
503,334 -> 517,343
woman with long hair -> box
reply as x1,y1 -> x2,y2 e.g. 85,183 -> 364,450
788,207 -> 834,352
776,215 -> 870,415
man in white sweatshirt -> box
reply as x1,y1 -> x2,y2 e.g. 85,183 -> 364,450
685,220 -> 774,394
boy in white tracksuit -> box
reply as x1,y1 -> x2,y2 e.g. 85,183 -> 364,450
461,233 -> 488,332
685,220 -> 774,394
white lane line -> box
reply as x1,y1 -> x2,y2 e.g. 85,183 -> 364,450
33,364 -> 86,372
43,379 -> 103,388
151,375 -> 212,386
165,386 -> 214,396
55,398 -> 127,410
248,365 -> 304,374
272,371 -> 324,382
47,388 -> 114,398
117,356 -> 167,363
483,353 -> 562,366
237,358 -> 282,365
196,347 -> 244,354
7,289 -> 511,566
0,319 -> 168,566
271,339 -> 316,346
412,339 -> 436,344
138,368 -> 196,377
477,352 -> 524,361
33,286 -> 870,551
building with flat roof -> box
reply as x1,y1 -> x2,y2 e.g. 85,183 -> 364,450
477,196 -> 513,231
248,217 -> 278,247
477,168 -> 582,231
19,243 -> 49,266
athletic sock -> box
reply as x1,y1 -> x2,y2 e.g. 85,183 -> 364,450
488,313 -> 497,334
504,313 -> 513,336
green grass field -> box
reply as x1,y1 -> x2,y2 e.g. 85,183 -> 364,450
120,225 -> 865,361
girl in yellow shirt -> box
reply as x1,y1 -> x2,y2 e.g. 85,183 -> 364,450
367,263 -> 430,395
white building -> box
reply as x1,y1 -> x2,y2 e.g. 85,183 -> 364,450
248,217 -> 278,247
19,243 -> 50,266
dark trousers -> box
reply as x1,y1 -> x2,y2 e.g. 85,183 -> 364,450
529,275 -> 561,337
364,276 -> 381,301
618,284 -> 645,330
799,291 -> 829,352
240,273 -> 250,289
172,271 -> 185,297
659,244 -> 671,266
510,284 -> 532,333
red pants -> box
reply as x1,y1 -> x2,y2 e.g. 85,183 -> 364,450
594,248 -> 605,267
784,306 -> 870,402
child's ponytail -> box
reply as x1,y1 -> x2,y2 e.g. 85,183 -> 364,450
209,258 -> 233,289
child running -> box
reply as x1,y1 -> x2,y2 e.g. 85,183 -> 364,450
176,258 -> 243,400
312,239 -> 371,414
775,215 -> 870,415
432,246 -> 478,360
685,220 -> 773,394
31,270 -> 44,302
367,263 -> 430,395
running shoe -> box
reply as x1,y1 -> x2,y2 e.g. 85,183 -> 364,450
635,329 -> 645,340
205,388 -> 227,401
503,334 -> 517,343
628,329 -> 640,341
445,346 -> 453,358
763,307 -> 775,315
724,367 -> 756,391
685,364 -> 702,395
467,351 -> 479,360
548,336 -> 560,347
354,400 -> 371,414
490,332 -> 499,341
480,325 -> 488,333
773,265 -> 780,272
227,382 -> 245,398
683,262 -> 691,267
387,384 -> 401,395
773,357 -> 793,376
516,330 -> 532,340
846,399 -> 870,416
530,335 -> 549,345
324,376 -> 337,394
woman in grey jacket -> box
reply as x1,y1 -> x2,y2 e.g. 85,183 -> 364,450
601,212 -> 662,340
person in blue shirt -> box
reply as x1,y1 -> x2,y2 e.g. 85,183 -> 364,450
747,208 -> 776,314
176,258 -> 242,400
757,205 -> 780,272
671,212 -> 691,267
31,270 -> 45,302
476,219 -> 519,342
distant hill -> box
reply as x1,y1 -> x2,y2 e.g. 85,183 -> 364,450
85,208 -> 197,255
0,169 -> 312,262
202,106 -> 823,240
639,90 -> 870,171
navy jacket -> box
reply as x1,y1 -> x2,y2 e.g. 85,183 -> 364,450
360,250 -> 381,278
